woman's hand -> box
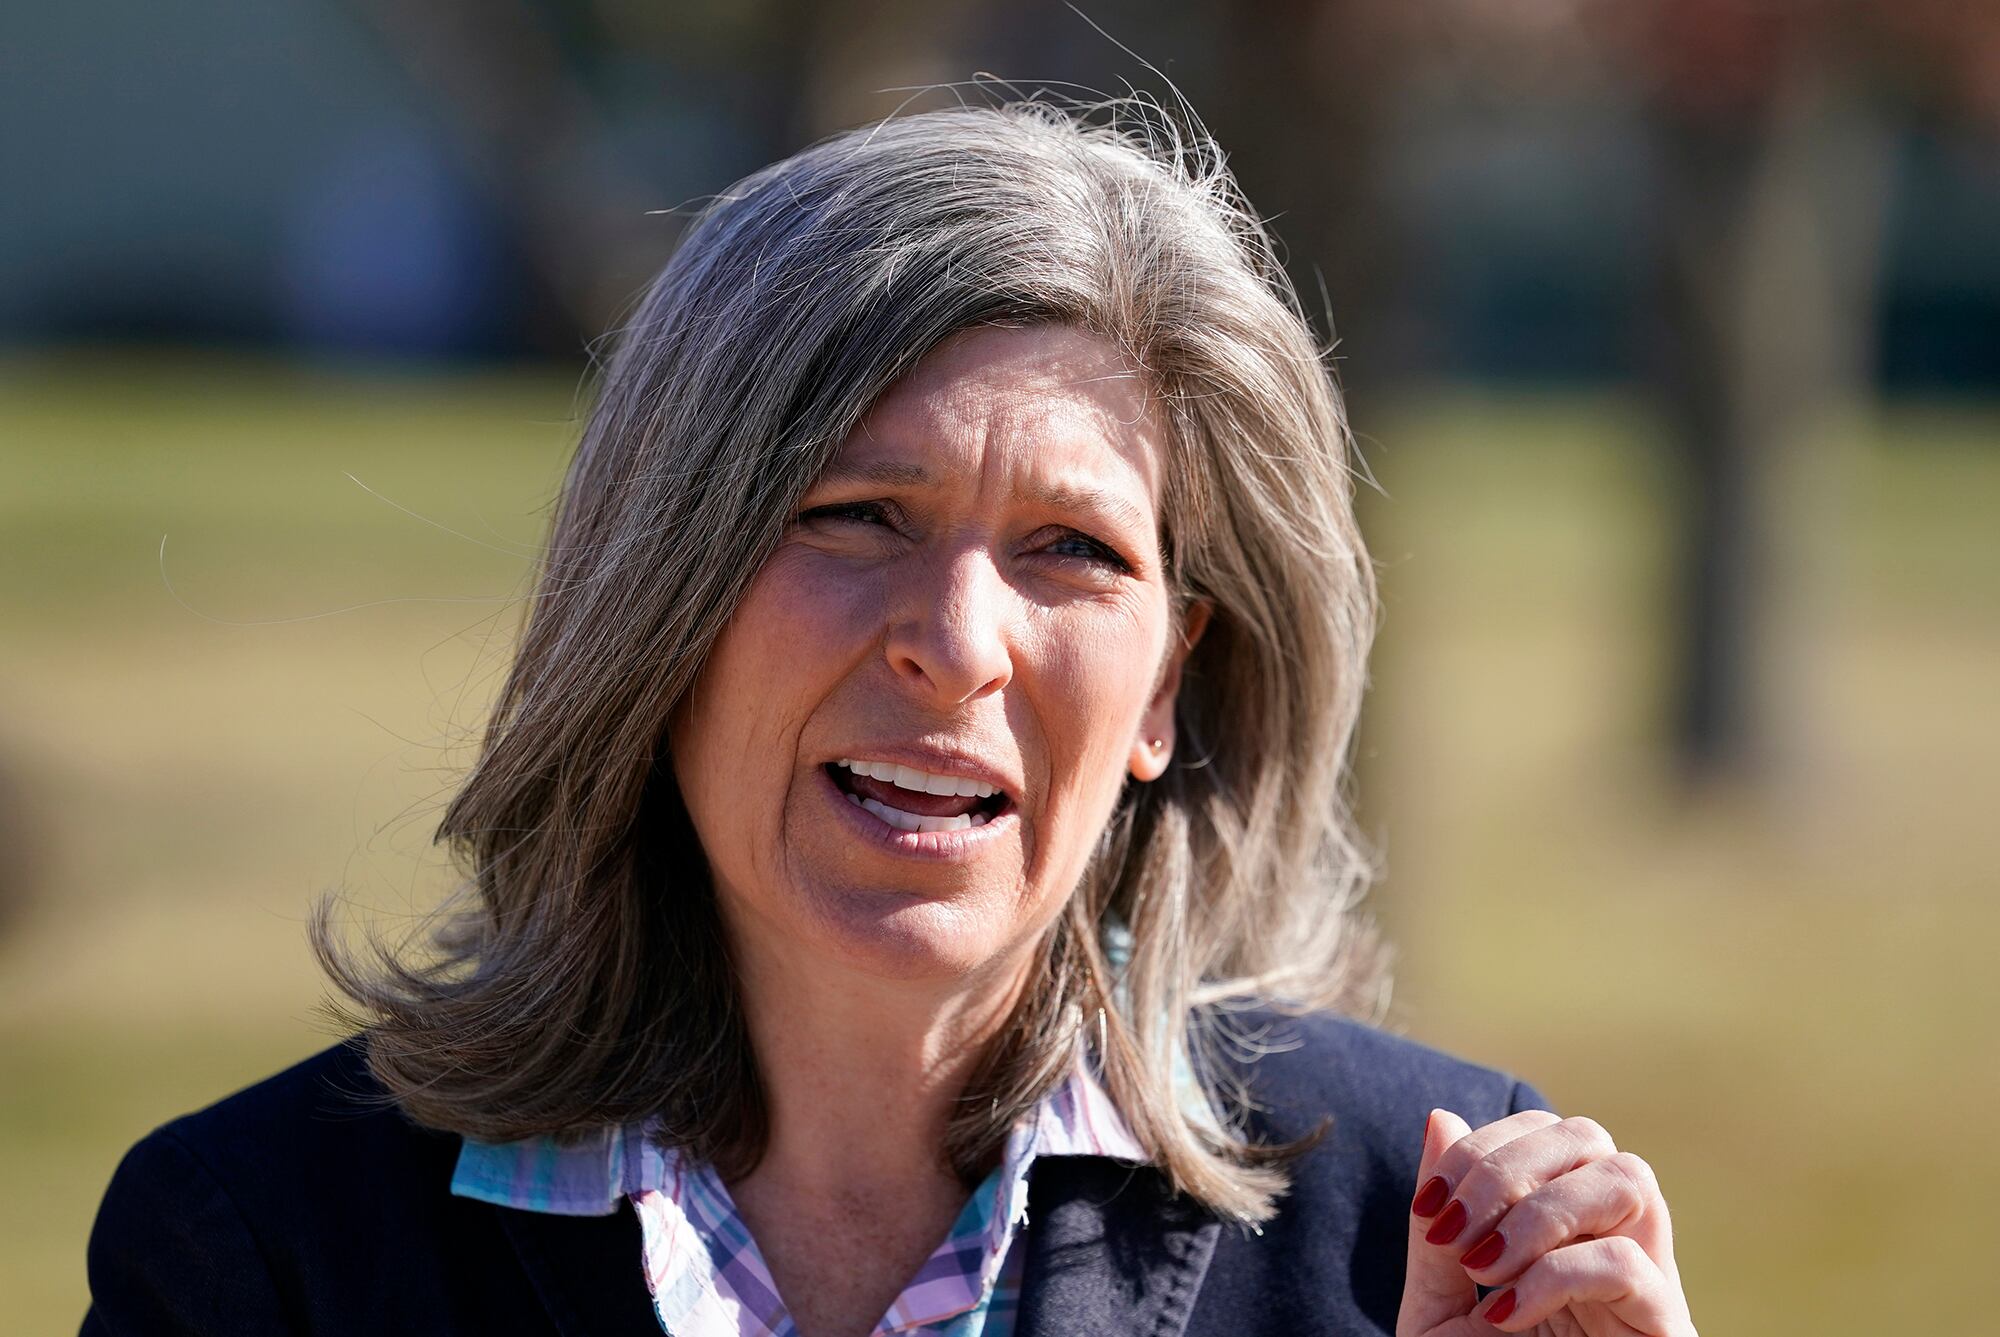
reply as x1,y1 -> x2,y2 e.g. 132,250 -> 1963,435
1395,1108 -> 1697,1336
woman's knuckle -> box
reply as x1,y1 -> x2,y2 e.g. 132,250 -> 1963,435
1508,1164 -> 1549,1204
1558,1114 -> 1615,1158
1600,1233 -> 1651,1274
1516,1242 -> 1569,1291
1507,1190 -> 1564,1243
1606,1150 -> 1659,1200
1433,1145 -> 1475,1186
1453,1158 -> 1497,1204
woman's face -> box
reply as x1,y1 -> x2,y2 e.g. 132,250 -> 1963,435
669,324 -> 1202,993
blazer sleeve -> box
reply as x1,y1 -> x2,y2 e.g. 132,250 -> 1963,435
80,1127 -> 294,1337
1509,1078 -> 1556,1115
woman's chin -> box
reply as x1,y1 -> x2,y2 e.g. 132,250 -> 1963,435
791,878 -> 1035,984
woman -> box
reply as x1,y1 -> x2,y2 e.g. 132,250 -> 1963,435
83,102 -> 1697,1336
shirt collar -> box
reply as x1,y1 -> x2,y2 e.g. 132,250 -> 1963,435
451,914 -> 1169,1218
452,1044 -> 1147,1335
450,1039 -> 1145,1218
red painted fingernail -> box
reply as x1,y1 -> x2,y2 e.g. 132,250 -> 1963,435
1410,1175 -> 1449,1217
1459,1229 -> 1506,1270
1482,1288 -> 1517,1324
1424,1198 -> 1468,1245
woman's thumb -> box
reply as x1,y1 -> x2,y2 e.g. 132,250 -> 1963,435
1397,1108 -> 1477,1336
1419,1106 -> 1470,1179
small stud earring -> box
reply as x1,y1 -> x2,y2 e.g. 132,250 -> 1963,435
1149,737 -> 1165,751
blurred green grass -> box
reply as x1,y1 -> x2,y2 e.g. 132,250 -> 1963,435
3,354 -> 1995,1334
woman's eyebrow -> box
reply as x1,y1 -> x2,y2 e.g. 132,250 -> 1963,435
815,460 -> 933,489
817,460 -> 1152,538
1027,480 -> 1151,538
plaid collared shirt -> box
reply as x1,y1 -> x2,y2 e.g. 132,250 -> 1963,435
450,1047 -> 1147,1336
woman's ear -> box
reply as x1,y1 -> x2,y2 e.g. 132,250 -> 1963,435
1130,600 -> 1212,781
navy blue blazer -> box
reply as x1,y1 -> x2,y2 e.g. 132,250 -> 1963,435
81,1011 -> 1549,1336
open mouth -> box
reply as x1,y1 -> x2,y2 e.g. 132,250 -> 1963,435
824,759 -> 1012,834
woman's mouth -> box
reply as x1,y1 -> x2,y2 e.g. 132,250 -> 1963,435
825,759 -> 1012,833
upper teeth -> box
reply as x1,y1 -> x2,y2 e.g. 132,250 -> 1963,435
835,758 -> 999,799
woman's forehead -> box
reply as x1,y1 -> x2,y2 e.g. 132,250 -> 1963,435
831,324 -> 1167,501
884,323 -> 1153,418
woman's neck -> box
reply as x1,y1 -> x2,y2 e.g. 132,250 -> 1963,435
715,930 -> 1036,1337
725,926 -> 1033,1198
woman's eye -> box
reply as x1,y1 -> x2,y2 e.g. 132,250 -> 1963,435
1044,530 -> 1131,572
798,500 -> 893,527
804,496 -> 1136,568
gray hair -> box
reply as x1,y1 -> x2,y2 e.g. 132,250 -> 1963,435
313,98 -> 1387,1225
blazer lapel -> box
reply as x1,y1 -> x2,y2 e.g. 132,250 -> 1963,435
491,1154 -> 1223,1337
1014,1156 -> 1222,1337
494,1200 -> 664,1336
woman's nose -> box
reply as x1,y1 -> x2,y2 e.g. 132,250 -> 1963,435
883,549 -> 1014,705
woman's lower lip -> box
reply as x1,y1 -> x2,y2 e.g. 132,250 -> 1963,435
817,766 -> 1015,859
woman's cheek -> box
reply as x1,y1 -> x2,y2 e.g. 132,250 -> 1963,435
758,549 -> 888,652
1032,599 -> 1164,728
1022,604 -> 1166,816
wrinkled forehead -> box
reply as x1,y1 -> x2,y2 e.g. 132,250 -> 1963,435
831,324 -> 1170,505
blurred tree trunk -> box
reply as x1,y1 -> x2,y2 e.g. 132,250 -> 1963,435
0,756 -> 31,941
1648,22 -> 1893,786
1209,0 -> 1408,843
1210,0 -> 1403,380
341,0 -> 665,344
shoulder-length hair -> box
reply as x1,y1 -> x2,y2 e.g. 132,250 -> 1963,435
314,98 -> 1386,1225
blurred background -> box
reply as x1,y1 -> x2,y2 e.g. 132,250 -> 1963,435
3,1 -> 1995,1331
